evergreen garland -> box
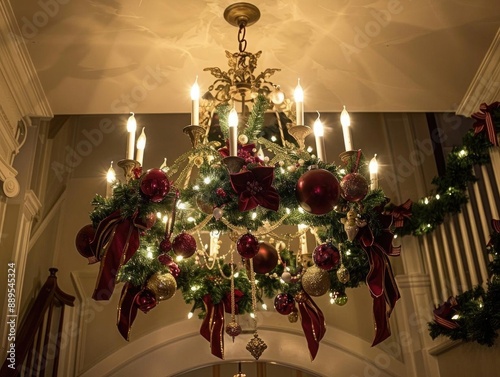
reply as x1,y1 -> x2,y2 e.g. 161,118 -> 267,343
428,230 -> 500,346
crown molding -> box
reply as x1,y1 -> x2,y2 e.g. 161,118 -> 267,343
457,28 -> 500,117
0,0 -> 52,121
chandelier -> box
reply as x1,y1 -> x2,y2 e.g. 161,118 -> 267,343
75,2 -> 407,362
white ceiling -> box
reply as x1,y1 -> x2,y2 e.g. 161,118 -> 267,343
10,0 -> 500,115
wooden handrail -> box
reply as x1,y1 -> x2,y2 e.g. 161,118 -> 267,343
1,268 -> 75,377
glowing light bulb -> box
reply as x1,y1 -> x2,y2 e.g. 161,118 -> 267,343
191,76 -> 200,125
188,312 -> 194,319
369,154 -> 378,190
340,106 -> 352,151
106,162 -> 116,183
136,127 -> 146,165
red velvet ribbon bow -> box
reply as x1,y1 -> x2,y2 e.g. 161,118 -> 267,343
230,166 -> 280,212
472,102 -> 500,146
433,296 -> 459,330
90,210 -> 147,300
357,211 -> 401,346
199,290 -> 243,359
117,283 -> 157,340
296,291 -> 326,360
487,219 -> 500,247
389,199 -> 413,228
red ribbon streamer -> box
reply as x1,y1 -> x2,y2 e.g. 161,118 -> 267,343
390,199 -> 413,228
199,291 -> 243,359
117,283 -> 157,341
357,211 -> 401,346
91,211 -> 141,300
297,292 -> 326,360
472,102 -> 500,146
200,295 -> 226,359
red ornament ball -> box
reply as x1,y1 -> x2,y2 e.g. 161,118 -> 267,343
237,233 -> 259,259
251,243 -> 279,274
313,243 -> 341,271
274,293 -> 296,315
136,289 -> 157,313
140,168 -> 170,203
172,232 -> 197,258
75,224 -> 96,260
340,173 -> 368,202
296,168 -> 340,215
160,238 -> 172,253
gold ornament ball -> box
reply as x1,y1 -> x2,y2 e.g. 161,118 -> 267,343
288,310 -> 298,323
301,265 -> 330,297
146,272 -> 177,301
336,264 -> 350,284
294,291 -> 307,303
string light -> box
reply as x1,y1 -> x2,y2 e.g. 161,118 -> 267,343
188,312 -> 194,319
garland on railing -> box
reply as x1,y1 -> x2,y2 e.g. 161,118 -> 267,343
394,103 -> 499,236
429,220 -> 500,346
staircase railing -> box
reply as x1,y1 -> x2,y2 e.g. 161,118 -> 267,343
1,268 -> 75,377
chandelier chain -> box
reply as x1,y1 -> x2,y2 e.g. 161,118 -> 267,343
238,23 -> 247,53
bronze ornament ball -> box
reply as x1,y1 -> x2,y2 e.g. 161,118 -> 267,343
295,168 -> 340,215
146,272 -> 177,301
340,172 -> 368,202
301,265 -> 330,297
251,242 -> 279,274
75,224 -> 96,260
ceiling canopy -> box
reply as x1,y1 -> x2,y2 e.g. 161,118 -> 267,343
11,0 -> 500,114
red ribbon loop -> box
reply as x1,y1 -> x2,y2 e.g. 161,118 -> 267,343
472,102 -> 500,146
296,292 -> 326,360
433,297 -> 459,330
390,199 -> 413,228
91,211 -> 141,300
357,211 -> 401,346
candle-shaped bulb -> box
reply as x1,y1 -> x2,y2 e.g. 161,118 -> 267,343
313,112 -> 326,162
369,154 -> 379,190
126,112 -> 137,160
160,157 -> 167,170
369,154 -> 378,174
136,127 -> 146,165
106,161 -> 116,198
313,113 -> 324,137
106,161 -> 116,183
228,107 -> 238,128
228,107 -> 239,156
191,76 -> 200,125
294,79 -> 304,126
340,105 -> 353,151
190,76 -> 200,101
340,106 -> 350,127
127,113 -> 137,132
